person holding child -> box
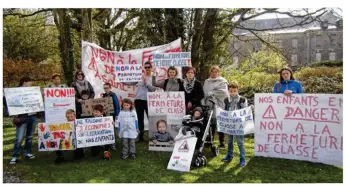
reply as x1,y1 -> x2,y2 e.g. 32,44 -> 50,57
222,81 -> 248,167
117,99 -> 139,159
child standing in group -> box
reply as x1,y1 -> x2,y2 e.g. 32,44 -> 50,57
117,99 -> 139,159
222,81 -> 248,167
90,104 -> 113,160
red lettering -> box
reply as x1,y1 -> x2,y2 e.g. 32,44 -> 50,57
329,136 -> 338,150
310,134 -> 317,146
274,144 -> 280,154
282,133 -> 288,143
104,64 -> 115,76
300,134 -> 307,145
329,97 -> 336,106
100,49 -> 107,61
46,141 -> 51,148
330,108 -> 340,122
311,147 -> 318,159
142,50 -> 152,65
46,89 -> 54,97
91,47 -> 99,59
274,134 -> 280,143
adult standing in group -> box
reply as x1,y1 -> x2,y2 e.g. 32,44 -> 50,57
152,66 -> 184,92
183,66 -> 204,114
273,66 -> 303,95
123,61 -> 160,142
47,73 -> 68,88
71,70 -> 95,119
203,65 -> 229,148
102,82 -> 121,150
9,76 -> 37,165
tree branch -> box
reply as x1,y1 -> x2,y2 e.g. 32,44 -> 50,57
4,8 -> 53,18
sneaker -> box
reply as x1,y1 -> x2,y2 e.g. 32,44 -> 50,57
9,157 -> 17,165
121,154 -> 128,160
103,151 -> 111,160
24,153 -> 35,159
222,154 -> 233,162
129,154 -> 136,159
54,156 -> 65,164
240,160 -> 246,167
110,144 -> 116,151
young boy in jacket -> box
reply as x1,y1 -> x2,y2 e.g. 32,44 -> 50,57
222,81 -> 248,167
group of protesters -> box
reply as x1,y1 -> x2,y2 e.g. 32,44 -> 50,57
7,61 -> 303,167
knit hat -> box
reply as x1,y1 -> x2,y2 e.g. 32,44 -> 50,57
193,107 -> 203,115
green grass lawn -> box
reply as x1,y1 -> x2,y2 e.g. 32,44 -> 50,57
2,118 -> 343,183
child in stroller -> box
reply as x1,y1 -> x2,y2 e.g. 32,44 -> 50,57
175,106 -> 220,167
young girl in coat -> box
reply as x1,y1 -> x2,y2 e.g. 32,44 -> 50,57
117,98 -> 139,159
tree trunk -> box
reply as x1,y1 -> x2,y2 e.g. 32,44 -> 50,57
55,9 -> 75,85
190,9 -> 203,79
165,8 -> 185,44
81,8 -> 93,42
200,9 -> 219,81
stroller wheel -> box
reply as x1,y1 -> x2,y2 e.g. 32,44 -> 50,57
211,146 -> 220,157
195,157 -> 201,167
201,156 -> 207,166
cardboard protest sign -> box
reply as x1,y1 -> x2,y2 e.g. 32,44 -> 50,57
147,91 -> 185,151
44,88 -> 76,124
152,52 -> 191,67
4,87 -> 44,115
81,97 -> 114,117
75,116 -> 115,148
81,39 -> 181,101
167,137 -> 197,172
115,64 -> 143,82
38,122 -> 76,151
255,93 -> 343,167
216,106 -> 254,135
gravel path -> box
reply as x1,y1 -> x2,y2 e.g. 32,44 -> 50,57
3,171 -> 27,183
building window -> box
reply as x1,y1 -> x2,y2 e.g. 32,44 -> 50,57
291,54 -> 298,66
316,52 -> 322,62
292,39 -> 298,48
329,52 -> 336,60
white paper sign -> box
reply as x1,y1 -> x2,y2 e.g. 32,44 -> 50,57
4,87 -> 44,115
75,116 -> 115,148
115,64 -> 143,82
152,52 -> 191,67
216,106 -> 254,135
167,137 -> 197,172
44,88 -> 76,124
255,93 -> 343,167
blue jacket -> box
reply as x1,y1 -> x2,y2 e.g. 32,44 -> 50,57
102,91 -> 121,117
273,80 -> 303,94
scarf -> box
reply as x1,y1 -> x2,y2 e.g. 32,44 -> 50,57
75,79 -> 89,95
183,77 -> 196,94
229,94 -> 240,111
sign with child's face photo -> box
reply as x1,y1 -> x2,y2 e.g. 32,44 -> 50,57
147,91 -> 185,151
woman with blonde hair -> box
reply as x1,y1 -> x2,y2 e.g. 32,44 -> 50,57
203,65 -> 229,149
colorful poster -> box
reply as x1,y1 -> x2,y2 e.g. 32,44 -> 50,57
81,38 -> 181,101
75,116 -> 115,148
167,137 -> 198,172
255,93 -> 343,167
81,97 -> 114,117
38,122 -> 76,151
4,87 -> 44,116
216,106 -> 254,135
115,64 -> 143,82
147,91 -> 185,151
152,52 -> 191,67
44,88 -> 76,124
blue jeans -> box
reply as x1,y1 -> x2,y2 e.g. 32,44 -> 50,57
12,115 -> 37,158
227,134 -> 245,161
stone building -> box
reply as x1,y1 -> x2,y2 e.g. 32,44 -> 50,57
230,10 -> 343,67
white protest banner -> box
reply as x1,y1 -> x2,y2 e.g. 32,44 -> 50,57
75,116 -> 115,148
4,87 -> 44,115
255,93 -> 343,167
167,137 -> 197,172
152,52 -> 191,67
147,91 -> 185,151
115,64 -> 143,83
216,107 -> 254,135
44,88 -> 76,124
81,38 -> 181,101
38,122 -> 76,151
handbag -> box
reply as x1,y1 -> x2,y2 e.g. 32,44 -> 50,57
12,114 -> 27,126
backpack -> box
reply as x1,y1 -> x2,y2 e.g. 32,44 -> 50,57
163,78 -> 184,91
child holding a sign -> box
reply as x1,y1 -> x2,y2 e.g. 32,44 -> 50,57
222,81 -> 248,167
117,99 -> 139,159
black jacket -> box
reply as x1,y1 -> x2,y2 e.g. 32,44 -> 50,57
184,80 -> 204,108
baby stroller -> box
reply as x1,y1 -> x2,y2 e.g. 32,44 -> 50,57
175,99 -> 220,168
